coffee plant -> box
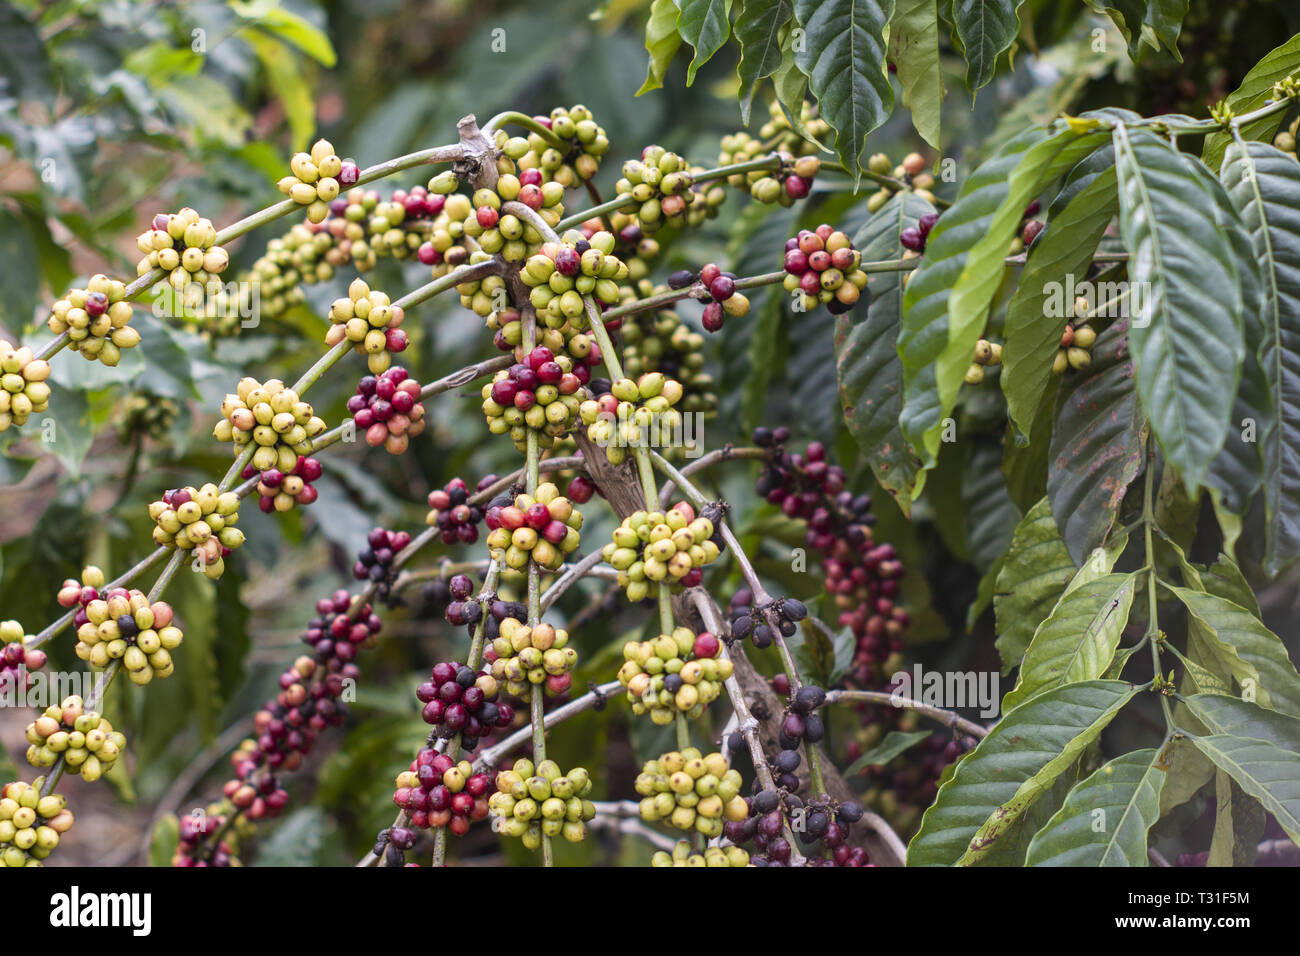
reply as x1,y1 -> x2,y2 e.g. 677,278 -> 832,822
0,0 -> 1298,879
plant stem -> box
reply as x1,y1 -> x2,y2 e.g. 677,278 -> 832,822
1141,449 -> 1176,730
481,111 -> 567,151
822,690 -> 989,739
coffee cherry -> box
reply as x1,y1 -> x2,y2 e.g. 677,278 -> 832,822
148,483 -> 243,578
782,226 -> 868,314
1022,219 -> 1044,246
0,620 -> 45,698
481,338 -> 593,452
485,616 -> 578,698
0,779 -> 72,866
395,751 -> 492,834
614,146 -> 724,234
635,749 -> 743,838
489,757 -> 597,846
213,377 -> 326,476
48,275 -> 138,366
484,483 -> 582,572
325,278 -> 409,374
602,502 -> 720,602
135,208 -> 229,306
615,285 -> 718,434
73,588 -> 183,683
26,696 -> 125,780
617,627 -> 733,724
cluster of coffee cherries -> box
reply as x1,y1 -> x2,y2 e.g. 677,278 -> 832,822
278,139 -> 358,223
1274,115 -> 1300,157
614,146 -> 707,232
782,225 -> 869,315
602,502 -> 720,602
438,573 -> 482,629
898,210 -> 942,255
214,377 -> 326,473
234,652 -> 354,774
173,807 -> 239,867
1053,296 -> 1098,374
245,455 -> 322,513
0,780 -> 72,866
359,185 -> 441,260
348,367 -> 426,454
0,342 -> 51,432
617,291 -> 716,418
727,593 -> 808,651
651,840 -> 750,867
486,617 -> 578,698
495,105 -> 609,186
489,758 -> 597,847
135,208 -> 229,292
25,696 -> 125,782
484,483 -> 583,572
725,786 -> 869,866
481,346 -> 591,452
118,391 -> 179,443
617,628 -> 731,725
48,274 -> 138,366
863,151 -> 938,211
353,528 -> 412,603
417,661 -> 513,747
579,372 -> 684,464
301,590 -> 380,668
426,478 -> 483,545
666,264 -> 750,333
749,430 -> 907,684
454,252 -> 509,318
520,231 -> 629,326
635,749 -> 746,837
68,584 -> 183,684
393,751 -> 491,835
418,194 -> 473,277
854,728 -> 975,825
0,621 -> 45,697
147,483 -> 244,578
326,279 -> 409,375
462,175 -> 566,261
963,338 -> 1004,385
718,118 -> 825,202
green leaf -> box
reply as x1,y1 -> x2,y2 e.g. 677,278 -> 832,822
993,497 -> 1076,673
836,192 -> 935,513
770,44 -> 814,141
1002,572 -> 1137,710
677,0 -> 735,85
1113,126 -> 1245,494
1205,141 -> 1274,519
951,0 -> 1024,94
1047,317 -> 1146,564
845,730 -> 932,775
735,0 -> 792,122
40,382 -> 93,477
148,814 -> 180,868
1203,554 -> 1262,618
1189,734 -> 1300,845
1002,146 -> 1117,438
1208,771 -> 1265,867
0,4 -> 54,108
252,806 -> 329,866
232,0 -> 337,66
638,0 -> 685,95
167,568 -> 222,743
792,0 -> 895,184
900,127 -> 1049,483
1024,748 -> 1165,866
0,209 -> 40,329
963,438 -> 1017,572
1220,141 -> 1300,572
1084,0 -> 1187,58
1182,693 -> 1300,752
890,0 -> 943,148
248,32 -> 316,151
908,680 -> 1139,866
1202,32 -> 1300,172
941,127 -> 1111,437
1170,585 -> 1300,719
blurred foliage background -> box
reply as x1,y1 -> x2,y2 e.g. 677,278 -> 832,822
0,0 -> 1298,865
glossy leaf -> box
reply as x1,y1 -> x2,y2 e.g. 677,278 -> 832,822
638,0 -> 684,95
890,0 -> 943,147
